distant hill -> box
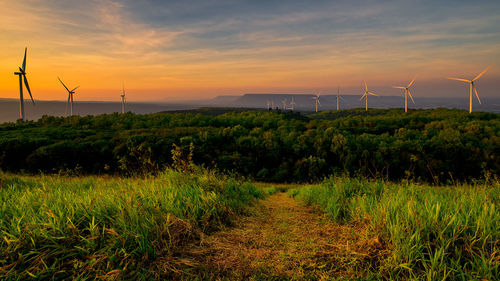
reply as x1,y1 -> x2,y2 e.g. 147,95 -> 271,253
1,93 -> 499,123
0,100 -> 198,123
161,107 -> 264,116
215,93 -> 500,113
209,95 -> 241,104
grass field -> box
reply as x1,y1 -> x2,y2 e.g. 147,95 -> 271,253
0,170 -> 264,280
1,170 -> 498,280
289,178 -> 499,280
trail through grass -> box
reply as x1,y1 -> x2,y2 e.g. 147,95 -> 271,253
183,192 -> 386,280
2,173 -> 497,280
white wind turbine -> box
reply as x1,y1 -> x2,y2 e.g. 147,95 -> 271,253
360,81 -> 378,111
58,77 -> 79,116
393,76 -> 416,113
336,87 -> 345,111
121,83 -> 126,114
289,96 -> 296,111
312,92 -> 321,112
282,99 -> 287,110
448,66 -> 491,113
14,47 -> 35,120
266,100 -> 271,110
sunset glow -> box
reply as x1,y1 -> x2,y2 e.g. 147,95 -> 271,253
0,0 -> 499,101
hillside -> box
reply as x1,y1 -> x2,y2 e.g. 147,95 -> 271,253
0,108 -> 498,183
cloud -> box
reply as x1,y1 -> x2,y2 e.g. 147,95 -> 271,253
0,0 -> 499,100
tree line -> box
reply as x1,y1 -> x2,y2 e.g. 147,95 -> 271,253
0,108 -> 498,183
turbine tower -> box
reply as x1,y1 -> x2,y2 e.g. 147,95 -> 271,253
393,76 -> 416,113
312,92 -> 321,112
448,66 -> 491,113
266,100 -> 271,110
336,87 -> 342,111
289,96 -> 296,111
360,81 -> 378,111
13,47 -> 34,120
121,83 -> 126,114
58,77 -> 79,116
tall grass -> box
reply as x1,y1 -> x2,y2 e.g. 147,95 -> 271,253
289,178 -> 499,280
0,169 -> 264,280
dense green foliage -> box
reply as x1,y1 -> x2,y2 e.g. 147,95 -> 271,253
289,178 -> 499,280
0,170 -> 264,279
0,108 -> 499,182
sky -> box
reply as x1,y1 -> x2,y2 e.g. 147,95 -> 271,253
0,0 -> 499,101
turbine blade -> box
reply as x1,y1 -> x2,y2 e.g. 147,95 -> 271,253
71,86 -> 80,92
448,77 -> 470,83
364,80 -> 368,91
473,65 -> 491,81
408,91 -> 415,104
393,86 -> 406,89
317,99 -> 321,106
23,75 -> 34,104
408,76 -> 416,87
360,93 -> 366,101
474,86 -> 482,104
67,94 -> 71,105
368,91 -> 378,96
58,77 -> 71,92
22,47 -> 27,72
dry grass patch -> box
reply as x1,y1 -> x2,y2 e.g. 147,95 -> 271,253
183,192 -> 388,280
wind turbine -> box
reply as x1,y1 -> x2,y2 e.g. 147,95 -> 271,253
282,99 -> 288,110
121,83 -> 126,114
312,92 -> 321,112
393,76 -> 416,113
58,77 -> 79,116
360,81 -> 378,111
14,47 -> 34,120
336,87 -> 345,111
266,100 -> 271,110
448,66 -> 491,113
289,96 -> 296,111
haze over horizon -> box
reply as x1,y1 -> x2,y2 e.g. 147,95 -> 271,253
1,0 -> 499,102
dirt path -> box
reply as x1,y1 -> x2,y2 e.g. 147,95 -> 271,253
182,192 -> 386,280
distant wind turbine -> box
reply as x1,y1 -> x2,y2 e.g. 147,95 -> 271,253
282,99 -> 287,110
336,87 -> 344,111
312,92 -> 321,112
393,76 -> 416,113
360,81 -> 378,111
121,83 -> 126,114
58,77 -> 79,116
14,47 -> 34,120
448,65 -> 491,113
289,96 -> 296,111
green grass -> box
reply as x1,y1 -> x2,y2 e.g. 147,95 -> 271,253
289,177 -> 499,280
0,169 -> 264,280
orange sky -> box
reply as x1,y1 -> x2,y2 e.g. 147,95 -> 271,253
0,0 -> 499,101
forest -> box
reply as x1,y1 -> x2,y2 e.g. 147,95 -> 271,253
0,108 -> 498,183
